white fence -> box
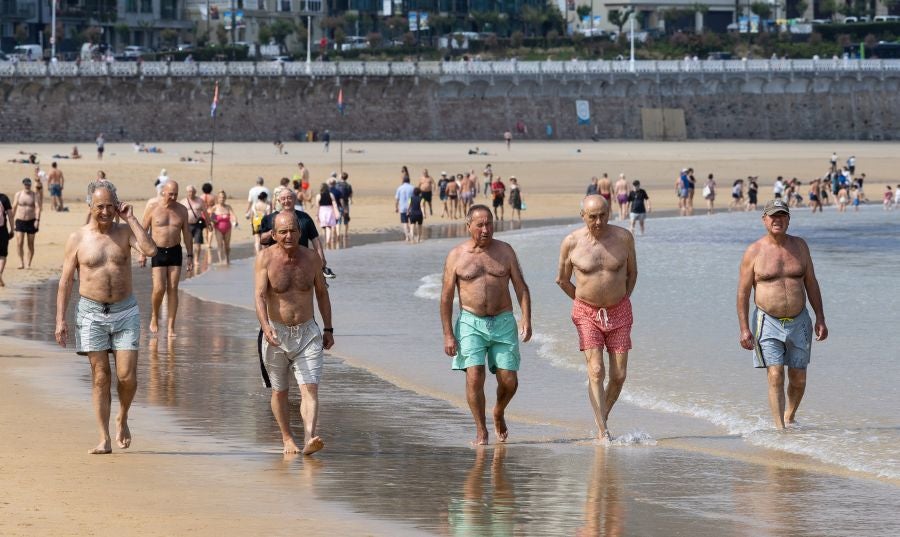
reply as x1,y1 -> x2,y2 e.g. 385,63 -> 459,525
1,59 -> 898,78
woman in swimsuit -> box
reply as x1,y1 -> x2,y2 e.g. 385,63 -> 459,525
316,183 -> 340,249
210,191 -> 236,265
200,182 -> 217,261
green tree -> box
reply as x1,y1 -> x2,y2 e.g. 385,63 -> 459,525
160,28 -> 178,49
576,5 -> 591,20
215,23 -> 228,45
258,24 -> 272,46
270,19 -> 296,53
607,9 -> 632,34
519,6 -> 546,37
14,23 -> 28,44
750,1 -> 772,20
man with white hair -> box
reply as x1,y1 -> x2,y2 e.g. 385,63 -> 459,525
55,180 -> 158,454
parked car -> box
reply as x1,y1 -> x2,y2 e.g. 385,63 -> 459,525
176,43 -> 193,52
340,36 -> 368,51
270,55 -> 293,62
873,15 -> 900,22
843,16 -> 869,23
123,45 -> 151,58
11,44 -> 43,61
707,51 -> 733,60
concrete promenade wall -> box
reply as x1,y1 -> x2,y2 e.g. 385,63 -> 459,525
1,60 -> 899,142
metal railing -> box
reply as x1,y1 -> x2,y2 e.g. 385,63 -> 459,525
2,59 -> 898,78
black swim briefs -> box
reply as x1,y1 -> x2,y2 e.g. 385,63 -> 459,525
151,245 -> 183,268
14,219 -> 37,234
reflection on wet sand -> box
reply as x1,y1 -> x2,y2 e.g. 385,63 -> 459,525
577,447 -> 624,537
447,445 -> 517,536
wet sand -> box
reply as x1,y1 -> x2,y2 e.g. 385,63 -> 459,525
3,226 -> 899,535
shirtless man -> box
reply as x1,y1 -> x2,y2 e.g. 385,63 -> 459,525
181,185 -> 210,272
597,173 -> 612,205
613,174 -> 629,221
441,205 -> 532,445
140,181 -> 193,338
419,169 -> 436,216
737,199 -> 828,430
47,161 -> 66,212
12,178 -> 40,269
446,175 -> 460,219
460,173 -> 476,216
255,212 -> 334,455
556,195 -> 637,440
55,181 -> 158,454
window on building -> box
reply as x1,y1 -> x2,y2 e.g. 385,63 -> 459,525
161,0 -> 177,19
126,0 -> 137,13
140,0 -> 152,13
280,0 -> 291,11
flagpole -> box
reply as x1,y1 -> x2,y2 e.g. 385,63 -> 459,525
209,81 -> 219,182
337,86 -> 344,175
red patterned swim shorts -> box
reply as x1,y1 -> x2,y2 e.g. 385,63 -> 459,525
571,296 -> 633,353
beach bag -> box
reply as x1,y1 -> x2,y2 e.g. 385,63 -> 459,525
702,185 -> 712,199
252,213 -> 264,233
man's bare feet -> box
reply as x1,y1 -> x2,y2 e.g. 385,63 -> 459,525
471,428 -> 489,446
89,440 -> 112,454
116,417 -> 132,449
283,438 -> 302,454
493,410 -> 509,443
598,430 -> 612,443
302,436 -> 325,455
149,317 -> 159,334
167,330 -> 177,339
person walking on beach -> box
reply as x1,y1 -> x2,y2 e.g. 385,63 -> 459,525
96,133 -> 105,160
597,173 -> 612,204
557,195 -> 637,441
245,177 -> 270,221
335,172 -> 353,245
210,191 -> 237,265
504,130 -> 512,150
12,178 -> 41,270
317,182 -> 340,249
395,175 -> 415,242
508,177 -> 523,223
419,169 -> 435,217
55,180 -> 158,454
703,174 -> 716,215
737,199 -> 828,430
461,173 -> 476,216
445,174 -> 460,219
322,130 -> 331,152
491,176 -> 506,221
0,190 -> 12,287
730,179 -> 744,212
586,176 -> 599,196
440,205 -> 532,445
181,185 -> 210,272
747,177 -> 759,211
614,174 -> 629,221
628,180 -> 651,236
408,187 -> 425,243
140,181 -> 193,338
47,161 -> 66,212
255,211 -> 334,455
438,171 -> 451,218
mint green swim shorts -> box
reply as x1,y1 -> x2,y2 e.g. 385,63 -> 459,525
452,310 -> 520,373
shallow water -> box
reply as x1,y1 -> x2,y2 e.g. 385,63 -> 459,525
5,206 -> 899,535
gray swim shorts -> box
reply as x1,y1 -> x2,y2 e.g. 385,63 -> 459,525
752,307 -> 812,369
75,295 -> 141,355
261,319 -> 324,389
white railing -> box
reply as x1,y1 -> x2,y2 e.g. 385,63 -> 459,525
2,59 -> 899,78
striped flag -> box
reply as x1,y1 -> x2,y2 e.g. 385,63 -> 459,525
337,88 -> 345,116
210,82 -> 219,118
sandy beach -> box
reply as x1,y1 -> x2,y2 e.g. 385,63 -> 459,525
2,139 -> 898,287
2,141 -> 899,535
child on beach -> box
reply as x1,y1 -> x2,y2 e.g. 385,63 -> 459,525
837,186 -> 849,213
884,186 -> 893,211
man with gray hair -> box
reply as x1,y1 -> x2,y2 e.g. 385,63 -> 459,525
245,176 -> 270,219
55,180 -> 158,454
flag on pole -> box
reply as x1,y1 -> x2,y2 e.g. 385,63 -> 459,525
337,88 -> 345,116
210,82 -> 219,118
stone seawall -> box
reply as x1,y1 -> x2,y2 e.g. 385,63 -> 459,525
2,69 -> 899,141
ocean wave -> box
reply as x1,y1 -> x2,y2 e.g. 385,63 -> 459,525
531,331 -> 584,372
413,273 -> 444,301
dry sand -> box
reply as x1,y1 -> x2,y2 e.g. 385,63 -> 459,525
1,140 -> 898,534
1,140 -> 897,287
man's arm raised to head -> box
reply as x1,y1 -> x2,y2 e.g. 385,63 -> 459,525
555,232 -> 577,300
507,245 -> 532,343
440,248 -> 460,357
312,254 -> 334,350
800,238 -> 828,341
624,230 -> 638,297
123,202 -> 158,257
55,231 -> 80,347
737,243 -> 758,350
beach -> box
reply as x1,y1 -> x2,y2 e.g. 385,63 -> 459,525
2,141 -> 899,535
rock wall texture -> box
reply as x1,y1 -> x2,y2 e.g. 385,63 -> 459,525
1,72 -> 899,142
